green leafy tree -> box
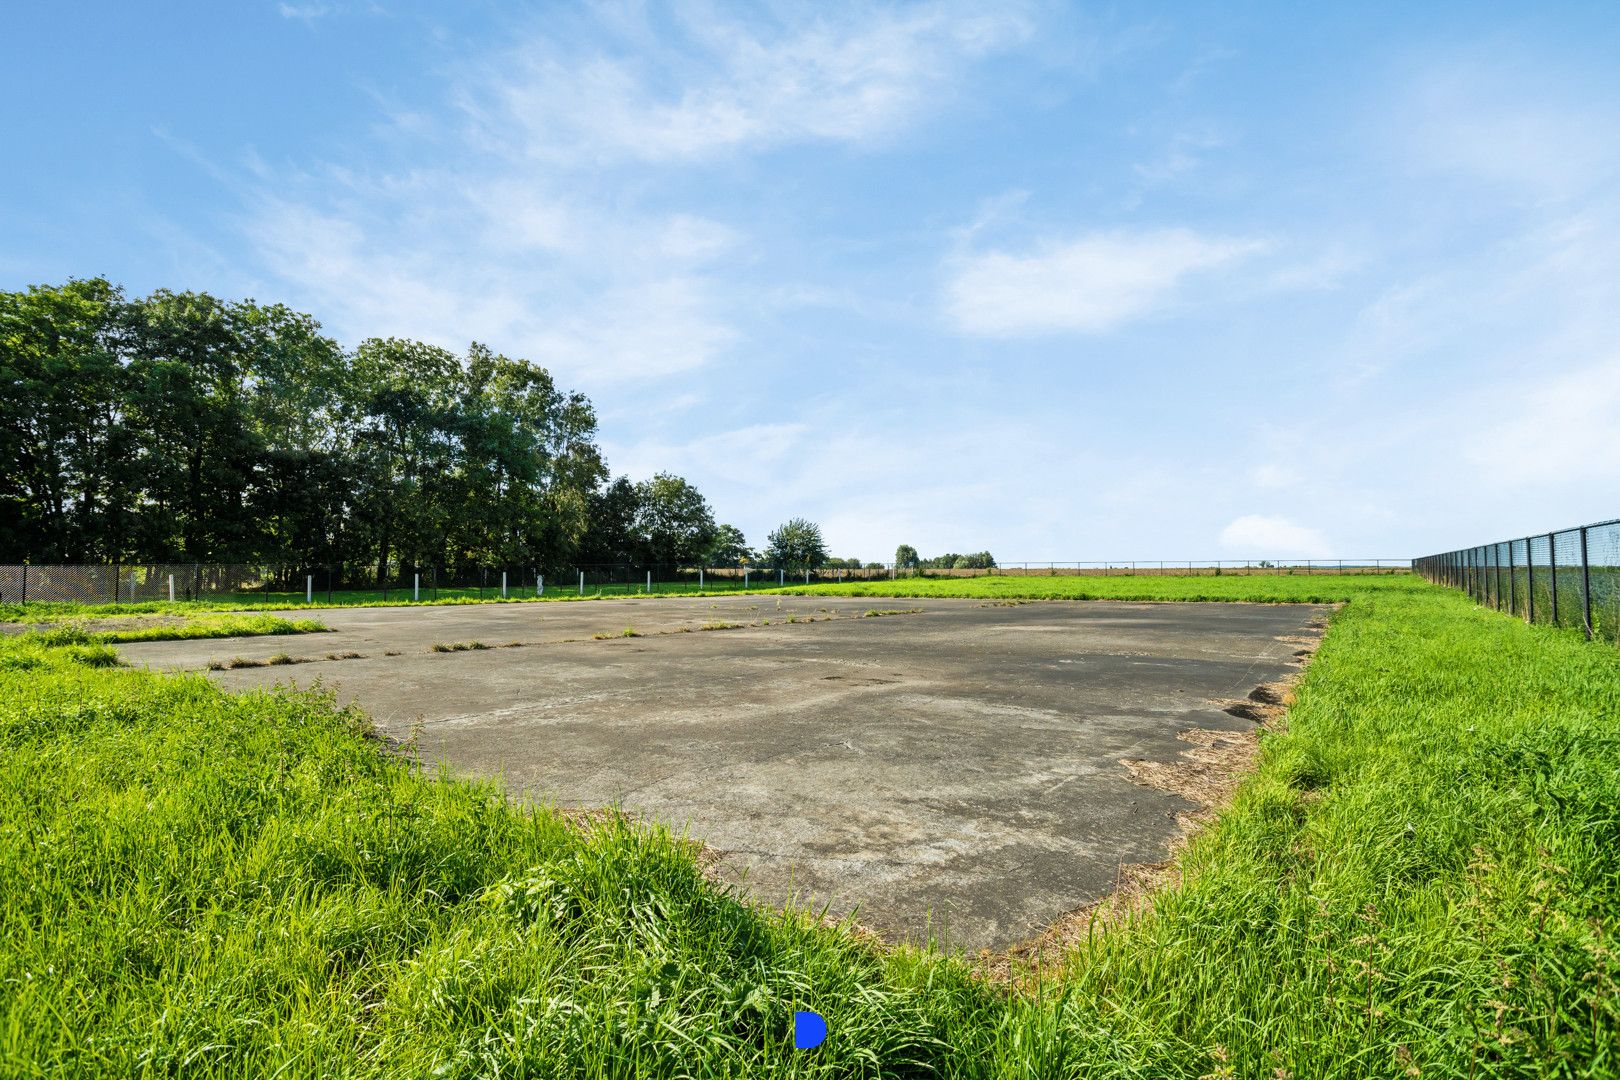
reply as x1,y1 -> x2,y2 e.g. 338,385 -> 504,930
634,473 -> 717,566
894,544 -> 919,571
763,518 -> 828,572
580,477 -> 644,565
0,278 -> 718,582
706,523 -> 751,565
0,278 -> 134,562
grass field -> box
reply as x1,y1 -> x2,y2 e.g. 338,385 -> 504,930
2,575 -> 1616,1076
781,570 -> 1429,604
0,570 -> 1416,624
0,579 -> 807,621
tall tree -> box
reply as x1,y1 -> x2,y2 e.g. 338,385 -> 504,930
0,279 -> 712,580
0,278 -> 132,562
706,523 -> 751,565
579,477 -> 643,565
634,473 -> 717,567
763,518 -> 828,571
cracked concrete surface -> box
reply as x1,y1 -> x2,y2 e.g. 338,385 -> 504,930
114,595 -> 1324,952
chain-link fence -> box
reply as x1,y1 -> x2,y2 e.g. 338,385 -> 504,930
1413,518 -> 1620,643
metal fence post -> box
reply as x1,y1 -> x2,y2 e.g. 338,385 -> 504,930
579,570 -> 584,595
306,574 -> 313,604
1526,541 -> 1534,623
503,570 -> 509,599
1493,544 -> 1502,610
19,564 -> 25,603
1496,540 -> 1509,615
1548,534 -> 1559,626
1580,526 -> 1593,640
112,561 -> 120,605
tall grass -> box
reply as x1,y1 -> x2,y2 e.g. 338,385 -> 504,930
2,578 -> 1616,1076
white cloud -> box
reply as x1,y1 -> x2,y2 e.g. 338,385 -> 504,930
277,3 -> 331,21
462,3 -> 1034,165
222,3 -> 1038,388
1218,515 -> 1332,558
944,228 -> 1265,336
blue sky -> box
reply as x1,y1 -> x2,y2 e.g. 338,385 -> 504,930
6,2 -> 1619,562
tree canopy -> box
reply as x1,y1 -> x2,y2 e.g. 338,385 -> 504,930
0,279 -> 726,579
761,518 -> 827,571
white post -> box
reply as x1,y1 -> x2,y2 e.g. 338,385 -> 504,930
502,571 -> 508,598
306,575 -> 313,603
744,568 -> 749,589
646,570 -> 651,594
779,568 -> 784,586
168,574 -> 175,603
414,573 -> 420,602
579,570 -> 584,595
804,569 -> 809,584
537,573 -> 543,597
699,567 -> 704,590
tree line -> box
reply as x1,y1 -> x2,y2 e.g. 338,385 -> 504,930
892,546 -> 996,571
0,278 -> 845,580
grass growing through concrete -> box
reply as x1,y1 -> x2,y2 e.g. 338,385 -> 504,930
8,613 -> 326,645
2,576 -> 1616,1076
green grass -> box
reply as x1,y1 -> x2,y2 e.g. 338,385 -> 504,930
2,575 -> 1617,1076
8,614 -> 326,647
782,570 -> 1425,604
0,578 -> 807,622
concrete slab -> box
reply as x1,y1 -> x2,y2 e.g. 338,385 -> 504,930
114,596 -> 1325,952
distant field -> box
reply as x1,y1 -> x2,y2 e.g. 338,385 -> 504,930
3,573 -> 1616,1076
781,570 -> 1428,604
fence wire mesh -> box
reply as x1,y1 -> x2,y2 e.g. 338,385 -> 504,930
1414,518 -> 1620,644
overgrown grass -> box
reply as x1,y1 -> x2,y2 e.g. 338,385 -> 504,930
6,613 -> 326,644
2,576 -> 1617,1076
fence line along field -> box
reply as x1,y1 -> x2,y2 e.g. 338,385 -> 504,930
0,556 -> 1409,609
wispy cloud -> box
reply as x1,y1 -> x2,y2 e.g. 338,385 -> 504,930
222,2 -> 1037,389
943,228 -> 1265,336
458,3 -> 1035,165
